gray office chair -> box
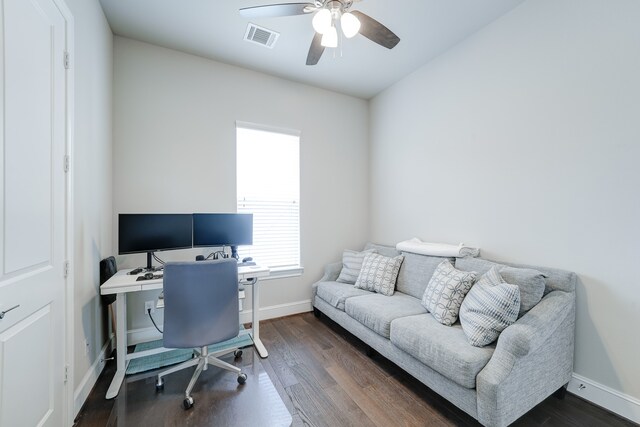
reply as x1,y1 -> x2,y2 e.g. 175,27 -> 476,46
155,260 -> 247,409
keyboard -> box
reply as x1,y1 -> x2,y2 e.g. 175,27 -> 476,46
136,274 -> 163,281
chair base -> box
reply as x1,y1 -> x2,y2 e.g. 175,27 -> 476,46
155,345 -> 247,409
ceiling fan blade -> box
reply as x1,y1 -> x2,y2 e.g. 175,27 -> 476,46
350,10 -> 400,49
240,3 -> 315,19
306,32 -> 325,65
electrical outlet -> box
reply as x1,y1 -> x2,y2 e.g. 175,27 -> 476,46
145,300 -> 155,314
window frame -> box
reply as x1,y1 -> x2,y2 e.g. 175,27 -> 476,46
235,120 -> 304,278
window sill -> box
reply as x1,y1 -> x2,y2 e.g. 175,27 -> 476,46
262,266 -> 304,281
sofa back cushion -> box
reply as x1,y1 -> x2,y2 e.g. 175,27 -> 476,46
395,252 -> 454,299
364,242 -> 401,258
455,257 -> 575,295
456,257 -> 553,317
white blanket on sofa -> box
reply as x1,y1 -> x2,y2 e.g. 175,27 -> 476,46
396,238 -> 480,258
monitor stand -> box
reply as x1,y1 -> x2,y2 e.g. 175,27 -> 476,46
144,252 -> 163,272
230,245 -> 239,260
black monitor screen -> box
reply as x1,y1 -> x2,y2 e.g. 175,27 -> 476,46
118,214 -> 193,254
193,213 -> 253,247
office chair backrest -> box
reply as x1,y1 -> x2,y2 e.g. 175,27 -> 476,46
163,260 -> 239,349
100,256 -> 117,305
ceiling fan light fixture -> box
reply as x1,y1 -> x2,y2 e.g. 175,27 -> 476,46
321,25 -> 338,48
340,12 -> 360,38
312,8 -> 332,34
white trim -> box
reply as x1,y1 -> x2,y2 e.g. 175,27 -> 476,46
73,334 -> 113,417
261,266 -> 304,280
568,373 -> 640,424
49,0 -> 75,425
236,120 -> 301,137
240,299 -> 312,324
127,326 -> 163,346
127,299 -> 313,344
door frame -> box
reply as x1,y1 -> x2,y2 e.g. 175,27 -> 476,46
50,0 -> 75,424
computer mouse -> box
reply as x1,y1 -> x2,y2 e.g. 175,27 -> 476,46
242,257 -> 253,263
144,272 -> 154,280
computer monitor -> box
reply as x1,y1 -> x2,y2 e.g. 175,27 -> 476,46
118,214 -> 193,270
193,213 -> 253,259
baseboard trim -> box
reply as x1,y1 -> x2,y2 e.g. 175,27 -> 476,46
568,373 -> 640,424
127,299 -> 313,344
239,299 -> 312,324
127,326 -> 163,345
74,334 -> 114,417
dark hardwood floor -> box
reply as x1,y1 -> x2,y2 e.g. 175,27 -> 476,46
76,312 -> 636,427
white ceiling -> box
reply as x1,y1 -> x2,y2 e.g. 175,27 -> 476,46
98,0 -> 526,99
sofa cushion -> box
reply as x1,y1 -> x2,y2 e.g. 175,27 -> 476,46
459,267 -> 520,347
390,314 -> 495,389
337,249 -> 376,284
316,281 -> 373,311
456,257 -> 545,317
345,293 -> 426,338
422,260 -> 477,326
395,252 -> 454,299
354,253 -> 404,296
364,242 -> 401,258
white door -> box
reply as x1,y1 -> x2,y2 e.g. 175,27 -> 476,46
0,0 -> 68,426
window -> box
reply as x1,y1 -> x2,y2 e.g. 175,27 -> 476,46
236,122 -> 300,271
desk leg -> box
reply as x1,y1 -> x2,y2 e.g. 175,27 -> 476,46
250,280 -> 268,358
106,292 -> 127,399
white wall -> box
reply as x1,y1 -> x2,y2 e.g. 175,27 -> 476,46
370,0 -> 640,409
65,0 -> 113,400
113,37 -> 369,332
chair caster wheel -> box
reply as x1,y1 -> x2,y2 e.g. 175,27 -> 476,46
237,373 -> 247,384
182,396 -> 194,410
155,378 -> 164,391
234,349 -> 243,359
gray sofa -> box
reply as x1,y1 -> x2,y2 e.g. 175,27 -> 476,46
312,243 -> 576,427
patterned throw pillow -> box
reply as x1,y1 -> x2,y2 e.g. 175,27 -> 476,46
421,260 -> 477,326
337,249 -> 376,284
460,267 -> 521,347
354,253 -> 404,296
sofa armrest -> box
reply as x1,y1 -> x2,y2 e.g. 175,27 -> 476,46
319,261 -> 343,282
476,290 -> 575,427
492,291 -> 573,358
311,262 -> 343,297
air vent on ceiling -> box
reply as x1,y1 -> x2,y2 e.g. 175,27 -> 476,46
244,23 -> 280,49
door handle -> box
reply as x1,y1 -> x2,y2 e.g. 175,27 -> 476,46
0,305 -> 19,320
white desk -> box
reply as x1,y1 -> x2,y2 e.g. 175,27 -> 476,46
100,264 -> 270,399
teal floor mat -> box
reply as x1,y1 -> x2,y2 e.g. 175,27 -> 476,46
126,330 -> 253,375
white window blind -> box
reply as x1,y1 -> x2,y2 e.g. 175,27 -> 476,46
236,122 -> 300,269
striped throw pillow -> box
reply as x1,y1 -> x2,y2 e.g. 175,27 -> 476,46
336,249 -> 376,284
459,267 -> 521,347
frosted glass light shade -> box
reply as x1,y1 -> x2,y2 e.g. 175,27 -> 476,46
341,12 -> 360,38
321,26 -> 338,48
312,9 -> 332,34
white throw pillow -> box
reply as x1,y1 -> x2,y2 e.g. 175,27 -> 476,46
459,267 -> 521,347
421,260 -> 477,326
354,253 -> 404,296
336,249 -> 376,284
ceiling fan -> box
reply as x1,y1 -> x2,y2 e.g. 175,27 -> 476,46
239,1 -> 400,65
